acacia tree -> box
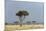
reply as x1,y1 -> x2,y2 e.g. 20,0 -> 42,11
16,10 -> 29,27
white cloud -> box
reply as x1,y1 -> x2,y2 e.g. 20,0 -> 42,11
11,0 -> 44,2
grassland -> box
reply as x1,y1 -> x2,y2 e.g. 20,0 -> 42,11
5,24 -> 44,31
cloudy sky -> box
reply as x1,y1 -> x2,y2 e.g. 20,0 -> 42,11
5,0 -> 44,24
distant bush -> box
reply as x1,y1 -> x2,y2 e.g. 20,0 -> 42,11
5,23 -> 8,25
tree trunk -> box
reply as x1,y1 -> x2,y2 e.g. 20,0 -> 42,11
19,16 -> 23,27
20,24 -> 22,27
19,16 -> 25,27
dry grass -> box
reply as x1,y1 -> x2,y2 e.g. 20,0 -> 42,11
5,24 -> 44,31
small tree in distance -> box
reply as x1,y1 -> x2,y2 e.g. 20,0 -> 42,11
14,21 -> 19,25
32,21 -> 36,24
16,10 -> 29,27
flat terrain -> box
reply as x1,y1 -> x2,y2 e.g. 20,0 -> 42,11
5,24 -> 44,31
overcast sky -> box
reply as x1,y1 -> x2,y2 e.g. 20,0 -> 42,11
5,0 -> 44,24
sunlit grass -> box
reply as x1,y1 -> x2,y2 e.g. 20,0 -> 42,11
5,24 -> 44,31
